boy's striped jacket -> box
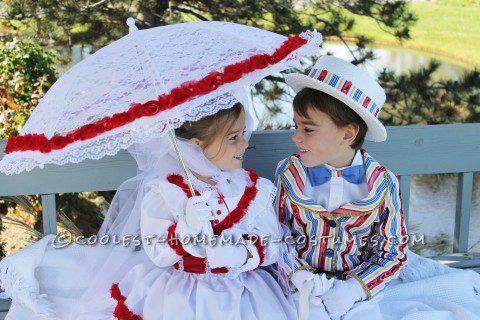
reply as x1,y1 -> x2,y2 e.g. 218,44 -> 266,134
274,150 -> 408,298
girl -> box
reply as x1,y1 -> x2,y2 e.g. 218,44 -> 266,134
109,99 -> 297,319
1,93 -> 297,320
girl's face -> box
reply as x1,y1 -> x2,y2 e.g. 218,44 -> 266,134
201,110 -> 248,171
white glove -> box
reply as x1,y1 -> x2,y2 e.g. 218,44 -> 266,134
185,191 -> 214,233
291,270 -> 334,296
206,244 -> 248,269
320,277 -> 367,318
175,191 -> 214,258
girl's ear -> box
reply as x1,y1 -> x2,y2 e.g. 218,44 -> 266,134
343,124 -> 359,145
189,138 -> 203,148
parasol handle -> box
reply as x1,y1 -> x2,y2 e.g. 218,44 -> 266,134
167,124 -> 196,197
298,278 -> 314,320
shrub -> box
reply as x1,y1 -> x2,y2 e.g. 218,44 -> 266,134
0,40 -> 57,139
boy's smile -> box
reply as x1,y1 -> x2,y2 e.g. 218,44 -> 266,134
292,108 -> 356,168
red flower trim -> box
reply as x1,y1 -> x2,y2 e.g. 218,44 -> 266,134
167,223 -> 188,256
168,169 -> 259,235
111,283 -> 143,320
5,36 -> 308,155
212,169 -> 258,235
243,234 -> 266,266
166,174 -> 201,198
111,283 -> 126,302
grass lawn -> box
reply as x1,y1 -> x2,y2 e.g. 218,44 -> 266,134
343,0 -> 480,68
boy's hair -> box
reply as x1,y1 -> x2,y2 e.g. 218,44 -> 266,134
293,88 -> 367,150
175,102 -> 243,148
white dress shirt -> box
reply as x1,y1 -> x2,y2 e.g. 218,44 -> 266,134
303,150 -> 369,212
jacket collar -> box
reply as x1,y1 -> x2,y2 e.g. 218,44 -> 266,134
280,149 -> 388,216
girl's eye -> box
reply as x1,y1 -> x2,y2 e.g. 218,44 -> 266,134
229,135 -> 237,141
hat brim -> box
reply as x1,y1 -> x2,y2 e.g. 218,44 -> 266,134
285,73 -> 387,142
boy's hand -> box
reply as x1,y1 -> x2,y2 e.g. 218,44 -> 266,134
320,278 -> 367,318
291,270 -> 334,296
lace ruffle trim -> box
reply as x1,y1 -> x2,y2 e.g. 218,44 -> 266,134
0,259 -> 57,319
0,31 -> 323,175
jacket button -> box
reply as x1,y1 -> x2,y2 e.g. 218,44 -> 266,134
327,220 -> 336,227
325,249 -> 334,257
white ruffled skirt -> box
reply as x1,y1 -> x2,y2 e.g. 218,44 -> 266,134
115,265 -> 297,320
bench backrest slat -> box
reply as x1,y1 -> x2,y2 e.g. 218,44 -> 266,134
1,124 -> 479,196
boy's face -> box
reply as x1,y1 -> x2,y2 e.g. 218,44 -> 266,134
292,106 -> 356,168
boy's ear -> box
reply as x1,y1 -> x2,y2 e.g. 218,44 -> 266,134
343,124 -> 359,145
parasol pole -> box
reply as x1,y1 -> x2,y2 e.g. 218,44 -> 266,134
167,122 -> 196,197
298,279 -> 314,320
127,17 -> 196,196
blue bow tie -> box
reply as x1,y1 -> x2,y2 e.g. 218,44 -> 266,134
306,164 -> 364,186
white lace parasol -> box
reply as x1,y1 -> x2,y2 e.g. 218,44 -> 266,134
0,20 -> 322,175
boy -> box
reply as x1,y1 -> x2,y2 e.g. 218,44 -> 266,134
275,56 -> 408,318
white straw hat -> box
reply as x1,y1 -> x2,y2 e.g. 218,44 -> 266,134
285,55 -> 387,142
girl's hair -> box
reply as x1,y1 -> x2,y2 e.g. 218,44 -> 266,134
293,88 -> 367,150
175,102 -> 243,148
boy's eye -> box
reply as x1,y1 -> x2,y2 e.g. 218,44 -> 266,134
304,128 -> 314,133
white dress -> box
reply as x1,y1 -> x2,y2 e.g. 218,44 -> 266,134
0,169 -> 297,320
108,170 -> 297,320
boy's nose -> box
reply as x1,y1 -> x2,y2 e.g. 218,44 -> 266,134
292,130 -> 302,143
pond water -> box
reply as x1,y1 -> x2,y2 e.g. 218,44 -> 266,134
408,174 -> 480,257
322,43 -> 469,81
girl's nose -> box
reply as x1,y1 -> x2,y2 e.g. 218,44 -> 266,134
241,136 -> 249,150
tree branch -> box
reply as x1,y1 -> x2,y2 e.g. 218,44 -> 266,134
84,0 -> 111,9
170,5 -> 210,21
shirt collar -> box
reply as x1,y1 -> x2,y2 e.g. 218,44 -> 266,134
322,149 -> 364,171
281,150 -> 388,216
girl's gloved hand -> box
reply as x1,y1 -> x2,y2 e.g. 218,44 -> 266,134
185,191 -> 214,233
175,191 -> 214,258
205,244 -> 248,269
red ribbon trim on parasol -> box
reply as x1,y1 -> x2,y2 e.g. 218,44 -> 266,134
5,35 -> 308,155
